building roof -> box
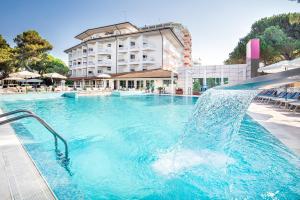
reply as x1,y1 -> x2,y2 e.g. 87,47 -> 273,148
74,22 -> 139,40
113,69 -> 177,79
64,27 -> 183,53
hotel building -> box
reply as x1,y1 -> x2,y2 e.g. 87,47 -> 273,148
65,22 -> 192,91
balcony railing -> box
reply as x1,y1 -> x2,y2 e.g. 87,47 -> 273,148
88,62 -> 95,66
118,46 -> 128,51
143,58 -> 155,62
118,58 -> 127,62
129,45 -> 139,50
130,59 -> 139,63
98,48 -> 112,54
142,43 -> 155,49
97,60 -> 112,66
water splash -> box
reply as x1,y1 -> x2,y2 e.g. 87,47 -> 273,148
153,88 -> 259,175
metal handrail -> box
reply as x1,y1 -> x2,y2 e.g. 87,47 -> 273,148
0,109 -> 69,160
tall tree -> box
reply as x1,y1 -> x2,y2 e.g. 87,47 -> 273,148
14,30 -> 52,71
225,13 -> 300,64
260,26 -> 300,62
0,35 -> 14,78
30,54 -> 69,75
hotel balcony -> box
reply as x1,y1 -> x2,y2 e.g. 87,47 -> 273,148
98,60 -> 112,66
118,46 -> 128,52
142,57 -> 155,64
98,48 -> 112,54
129,58 -> 139,64
142,43 -> 155,51
129,45 -> 140,51
117,58 -> 128,65
88,61 -> 96,66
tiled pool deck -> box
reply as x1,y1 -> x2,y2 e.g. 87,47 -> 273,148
248,103 -> 300,156
0,110 -> 56,200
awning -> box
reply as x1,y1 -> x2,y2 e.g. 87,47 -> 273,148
258,58 -> 300,73
113,69 -> 177,79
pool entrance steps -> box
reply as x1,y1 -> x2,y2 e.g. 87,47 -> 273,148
0,109 -> 69,161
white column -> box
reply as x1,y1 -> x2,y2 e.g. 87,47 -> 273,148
221,65 -> 224,85
171,71 -> 174,95
204,66 -> 207,90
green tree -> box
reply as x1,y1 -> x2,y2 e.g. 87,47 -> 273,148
45,55 -> 69,75
14,30 -> 52,71
225,13 -> 300,64
0,35 -> 14,78
30,54 -> 69,75
260,26 -> 300,63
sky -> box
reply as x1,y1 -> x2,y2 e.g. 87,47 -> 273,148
0,0 -> 299,65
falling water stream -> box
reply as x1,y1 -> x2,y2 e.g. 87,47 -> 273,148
153,89 -> 259,173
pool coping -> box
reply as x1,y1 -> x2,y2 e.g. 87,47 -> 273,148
0,108 -> 57,200
247,103 -> 300,156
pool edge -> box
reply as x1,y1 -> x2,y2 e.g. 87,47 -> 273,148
0,108 -> 57,200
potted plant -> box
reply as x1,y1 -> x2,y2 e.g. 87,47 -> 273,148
157,86 -> 164,94
176,88 -> 183,95
193,80 -> 201,95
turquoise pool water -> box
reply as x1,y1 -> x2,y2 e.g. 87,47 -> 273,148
1,95 -> 299,199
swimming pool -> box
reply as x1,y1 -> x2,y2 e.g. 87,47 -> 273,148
1,95 -> 299,199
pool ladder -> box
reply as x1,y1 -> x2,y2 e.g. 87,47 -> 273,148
0,109 -> 69,161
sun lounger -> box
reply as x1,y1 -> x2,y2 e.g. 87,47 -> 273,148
288,100 -> 300,112
273,92 -> 298,107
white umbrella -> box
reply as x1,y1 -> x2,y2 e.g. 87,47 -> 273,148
43,72 -> 67,79
4,77 -> 25,81
97,73 -> 111,78
19,79 -> 43,83
9,71 -> 40,93
9,71 -> 41,79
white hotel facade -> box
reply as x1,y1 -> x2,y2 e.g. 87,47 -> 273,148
65,21 -> 252,93
65,22 -> 192,91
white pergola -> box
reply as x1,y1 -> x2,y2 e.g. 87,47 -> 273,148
258,57 -> 300,73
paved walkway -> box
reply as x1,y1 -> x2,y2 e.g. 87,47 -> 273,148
0,110 -> 56,200
248,103 -> 300,156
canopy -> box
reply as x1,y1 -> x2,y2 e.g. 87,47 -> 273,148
258,58 -> 300,73
43,72 -> 67,79
4,77 -> 25,81
97,73 -> 111,78
18,79 -> 43,83
9,71 -> 41,79
290,57 -> 300,66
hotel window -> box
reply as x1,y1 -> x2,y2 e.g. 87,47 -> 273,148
120,80 -> 126,88
88,48 -> 93,52
88,71 -> 93,75
119,44 -> 124,48
224,78 -> 229,84
97,69 -> 102,74
107,43 -> 111,47
107,55 -> 111,60
107,67 -> 111,71
83,49 -> 87,53
130,41 -> 135,47
130,54 -> 135,60
130,69 -> 135,72
206,78 -> 222,89
163,80 -> 171,86
128,80 -> 134,88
